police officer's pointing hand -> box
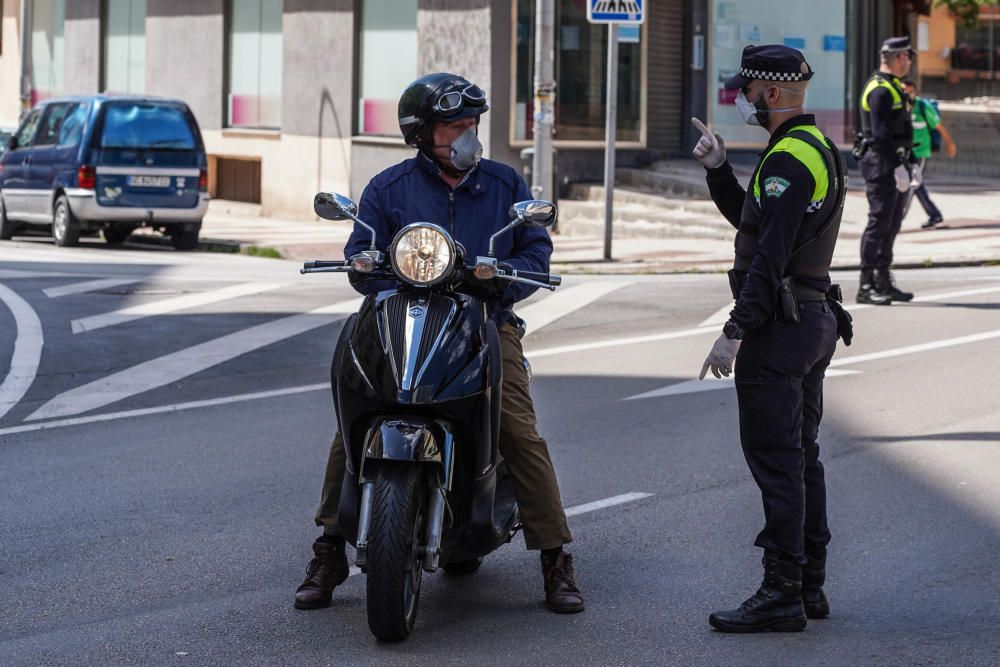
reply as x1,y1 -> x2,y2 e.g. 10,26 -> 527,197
692,117 -> 727,169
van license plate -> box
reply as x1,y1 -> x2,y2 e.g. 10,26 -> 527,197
128,176 -> 171,187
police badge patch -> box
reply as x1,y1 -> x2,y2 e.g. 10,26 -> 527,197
763,176 -> 790,198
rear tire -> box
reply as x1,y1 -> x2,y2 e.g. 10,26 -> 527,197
52,195 -> 81,247
102,225 -> 133,246
443,557 -> 483,576
365,463 -> 426,642
170,224 -> 200,251
0,198 -> 17,240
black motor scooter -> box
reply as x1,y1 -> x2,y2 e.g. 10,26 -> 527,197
302,192 -> 560,642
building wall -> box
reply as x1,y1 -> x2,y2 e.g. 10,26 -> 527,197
0,0 -> 24,126
917,5 -> 954,78
647,0 -> 684,153
63,0 -> 100,94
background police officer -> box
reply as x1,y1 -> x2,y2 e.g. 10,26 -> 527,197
856,36 -> 917,305
691,44 -> 848,633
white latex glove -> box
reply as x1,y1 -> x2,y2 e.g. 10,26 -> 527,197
910,161 -> 923,188
699,333 -> 742,380
691,117 -> 727,169
894,164 -> 910,193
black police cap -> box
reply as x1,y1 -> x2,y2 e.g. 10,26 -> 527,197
881,36 -> 916,56
724,44 -> 814,90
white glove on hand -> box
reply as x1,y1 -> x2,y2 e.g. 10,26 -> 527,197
699,333 -> 742,380
691,117 -> 727,169
910,161 -> 923,188
894,164 -> 910,193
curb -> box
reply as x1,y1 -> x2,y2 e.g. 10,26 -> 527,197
128,233 -> 283,258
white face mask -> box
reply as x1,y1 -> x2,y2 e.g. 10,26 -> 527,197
734,90 -> 762,127
735,88 -> 803,128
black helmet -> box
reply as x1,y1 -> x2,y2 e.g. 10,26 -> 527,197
398,73 -> 489,148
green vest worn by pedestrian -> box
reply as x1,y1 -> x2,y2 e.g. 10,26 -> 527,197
859,71 -> 913,155
910,97 -> 941,159
734,124 -> 847,280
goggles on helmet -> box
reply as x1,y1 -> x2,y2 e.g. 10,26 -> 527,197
430,84 -> 487,117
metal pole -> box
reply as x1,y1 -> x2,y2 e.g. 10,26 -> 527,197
602,23 -> 619,261
990,4 -> 996,98
532,0 -> 556,200
20,0 -> 32,117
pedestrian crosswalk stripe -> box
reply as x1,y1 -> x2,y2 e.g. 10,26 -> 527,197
44,278 -> 143,299
70,282 -> 285,334
28,297 -> 362,421
517,280 -> 634,335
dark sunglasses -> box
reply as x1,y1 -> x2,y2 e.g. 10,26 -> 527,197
431,84 -> 487,116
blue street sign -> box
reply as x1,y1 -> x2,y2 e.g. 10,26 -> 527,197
588,0 -> 645,25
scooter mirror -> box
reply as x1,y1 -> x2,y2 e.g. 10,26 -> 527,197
509,200 -> 558,228
314,192 -> 358,221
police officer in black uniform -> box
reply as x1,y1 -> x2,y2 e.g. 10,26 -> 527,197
856,36 -> 917,305
691,44 -> 852,633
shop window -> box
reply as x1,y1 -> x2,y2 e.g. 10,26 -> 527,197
707,0 -> 847,146
357,0 -> 417,136
102,0 -> 146,94
226,0 -> 283,129
953,17 -> 1000,71
30,0 -> 66,104
514,0 -> 644,143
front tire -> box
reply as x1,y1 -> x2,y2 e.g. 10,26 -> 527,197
52,195 -> 81,247
365,463 -> 426,642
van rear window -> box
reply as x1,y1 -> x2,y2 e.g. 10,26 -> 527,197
100,103 -> 197,150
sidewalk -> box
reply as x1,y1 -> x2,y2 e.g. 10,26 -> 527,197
160,166 -> 1000,274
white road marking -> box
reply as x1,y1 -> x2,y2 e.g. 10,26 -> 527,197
564,491 -> 654,516
699,301 -> 735,327
27,297 -> 362,421
0,269 -> 96,279
517,280 -> 634,335
845,283 -> 1000,313
529,325 -> 720,359
44,277 -> 142,299
830,328 -> 1000,368
0,383 -> 328,437
0,284 -> 44,420
71,282 -> 286,333
623,370 -> 861,401
344,491 -> 654,578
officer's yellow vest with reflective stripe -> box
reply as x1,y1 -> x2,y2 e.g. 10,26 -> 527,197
752,125 -> 830,205
861,75 -> 904,112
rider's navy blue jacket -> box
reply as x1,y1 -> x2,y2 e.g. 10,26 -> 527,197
344,154 -> 553,327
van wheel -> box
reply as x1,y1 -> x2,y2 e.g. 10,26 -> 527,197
52,196 -> 81,247
102,226 -> 133,246
170,226 -> 200,251
0,198 -> 17,240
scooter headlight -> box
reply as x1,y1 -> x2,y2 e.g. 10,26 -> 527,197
390,223 -> 456,286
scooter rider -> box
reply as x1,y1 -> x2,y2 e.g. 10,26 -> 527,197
294,73 -> 584,615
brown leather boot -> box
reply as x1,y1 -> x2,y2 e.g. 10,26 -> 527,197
294,538 -> 350,610
541,550 -> 585,614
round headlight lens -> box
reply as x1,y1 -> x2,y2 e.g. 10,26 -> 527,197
391,223 -> 455,286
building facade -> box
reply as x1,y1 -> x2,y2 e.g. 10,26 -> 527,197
0,0 -> 910,219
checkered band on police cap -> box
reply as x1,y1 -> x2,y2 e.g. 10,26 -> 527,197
737,67 -> 810,82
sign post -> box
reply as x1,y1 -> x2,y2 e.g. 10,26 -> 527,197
587,1 -> 645,261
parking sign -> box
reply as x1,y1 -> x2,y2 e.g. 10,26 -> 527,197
587,0 -> 645,25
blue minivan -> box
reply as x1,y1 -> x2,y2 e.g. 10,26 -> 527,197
0,96 -> 209,249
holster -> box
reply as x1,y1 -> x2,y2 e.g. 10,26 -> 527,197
826,284 -> 854,346
776,276 -> 801,324
851,132 -> 869,160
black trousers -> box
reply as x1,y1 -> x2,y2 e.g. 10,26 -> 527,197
859,156 -> 908,270
734,302 -> 838,565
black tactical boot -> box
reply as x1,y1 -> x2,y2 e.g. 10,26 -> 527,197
856,269 -> 892,305
801,558 -> 830,619
709,551 -> 807,633
294,537 -> 350,610
876,268 -> 913,302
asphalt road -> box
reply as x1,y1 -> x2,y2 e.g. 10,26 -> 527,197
1,238 -> 999,666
